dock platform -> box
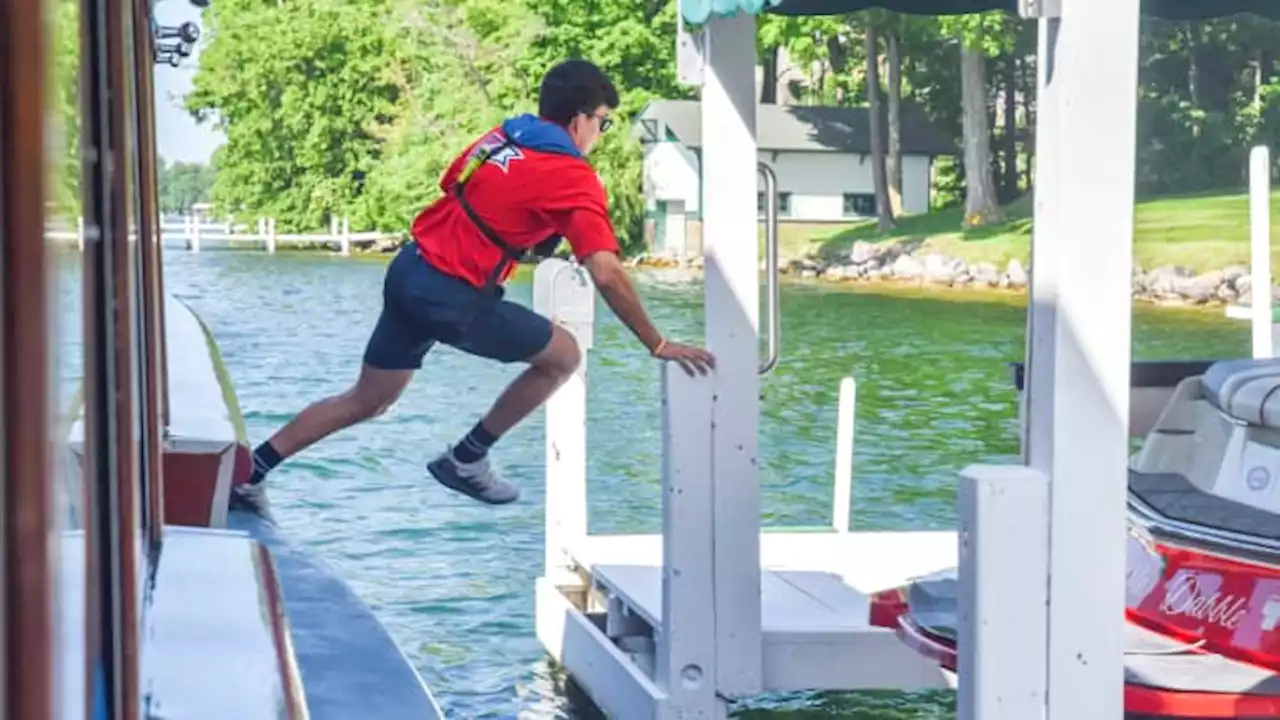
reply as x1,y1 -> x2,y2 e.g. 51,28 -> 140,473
539,530 -> 956,704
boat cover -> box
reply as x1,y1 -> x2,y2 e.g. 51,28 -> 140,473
1203,358 -> 1280,429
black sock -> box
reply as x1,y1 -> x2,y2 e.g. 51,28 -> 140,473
249,441 -> 284,485
452,421 -> 499,464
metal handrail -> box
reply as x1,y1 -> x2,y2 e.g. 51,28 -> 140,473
758,161 -> 780,375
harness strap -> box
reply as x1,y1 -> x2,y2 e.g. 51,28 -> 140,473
453,138 -> 524,293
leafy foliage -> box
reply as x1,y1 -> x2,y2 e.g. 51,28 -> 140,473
177,1 -> 1280,249
158,158 -> 216,215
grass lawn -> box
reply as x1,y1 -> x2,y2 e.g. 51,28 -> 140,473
768,189 -> 1280,275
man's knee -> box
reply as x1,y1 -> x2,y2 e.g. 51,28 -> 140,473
533,326 -> 581,378
348,366 -> 411,421
351,393 -> 396,420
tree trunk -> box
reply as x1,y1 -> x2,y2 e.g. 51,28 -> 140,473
886,32 -> 904,216
1001,54 -> 1018,202
1022,52 -> 1035,191
866,27 -> 895,231
761,44 -> 779,104
960,41 -> 1002,228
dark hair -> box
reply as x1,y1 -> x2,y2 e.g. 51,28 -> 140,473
538,59 -> 620,127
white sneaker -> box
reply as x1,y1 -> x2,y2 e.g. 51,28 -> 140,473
427,450 -> 520,505
230,481 -> 270,514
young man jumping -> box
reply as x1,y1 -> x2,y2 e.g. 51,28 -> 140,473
232,59 -> 715,511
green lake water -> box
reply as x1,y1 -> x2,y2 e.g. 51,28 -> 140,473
159,250 -> 1247,718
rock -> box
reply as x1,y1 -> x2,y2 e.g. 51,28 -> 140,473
1221,265 -> 1249,284
921,253 -> 967,284
848,241 -> 880,265
1177,271 -> 1223,305
969,262 -> 1000,287
836,264 -> 865,280
891,254 -> 924,280
1006,259 -> 1028,288
847,239 -> 905,268
1145,265 -> 1194,298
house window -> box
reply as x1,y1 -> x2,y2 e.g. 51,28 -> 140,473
758,191 -> 793,218
843,193 -> 876,218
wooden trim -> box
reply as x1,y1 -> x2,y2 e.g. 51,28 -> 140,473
106,1 -> 141,716
132,0 -> 165,555
80,0 -> 142,715
254,544 -> 310,720
0,0 -> 56,717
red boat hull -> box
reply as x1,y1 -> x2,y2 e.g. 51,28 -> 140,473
873,537 -> 1280,719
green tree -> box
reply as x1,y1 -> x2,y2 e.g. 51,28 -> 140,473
157,158 -> 216,215
187,0 -> 402,231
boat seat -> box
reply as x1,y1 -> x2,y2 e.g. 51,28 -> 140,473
1202,358 -> 1280,428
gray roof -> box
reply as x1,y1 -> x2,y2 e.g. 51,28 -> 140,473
637,99 -> 956,157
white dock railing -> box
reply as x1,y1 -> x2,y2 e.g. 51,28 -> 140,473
43,214 -> 400,256
1249,145 -> 1273,358
832,375 -> 857,533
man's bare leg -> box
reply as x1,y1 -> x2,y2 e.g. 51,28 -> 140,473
427,325 -> 581,505
480,324 -> 581,436
232,364 -> 413,510
266,364 -> 414,458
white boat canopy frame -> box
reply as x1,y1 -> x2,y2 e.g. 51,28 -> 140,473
673,1 -> 1279,719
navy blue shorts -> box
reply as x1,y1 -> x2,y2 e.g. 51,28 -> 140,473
362,243 -> 553,370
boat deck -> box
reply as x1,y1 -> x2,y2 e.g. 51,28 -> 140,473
229,509 -> 445,720
565,530 -> 958,691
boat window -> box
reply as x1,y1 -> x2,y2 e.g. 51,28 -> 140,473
132,2 -> 166,555
77,0 -> 147,715
2,0 -> 78,716
45,0 -> 95,714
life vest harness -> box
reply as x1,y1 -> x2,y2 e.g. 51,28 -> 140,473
443,136 -> 567,336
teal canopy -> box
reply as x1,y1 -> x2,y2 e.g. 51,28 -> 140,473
682,0 -> 1280,23
681,0 -> 783,24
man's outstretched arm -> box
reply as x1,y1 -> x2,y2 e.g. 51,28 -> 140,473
580,251 -> 715,376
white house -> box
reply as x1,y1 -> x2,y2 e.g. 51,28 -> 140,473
635,99 -> 956,257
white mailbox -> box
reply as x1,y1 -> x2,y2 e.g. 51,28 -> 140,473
533,258 -> 595,350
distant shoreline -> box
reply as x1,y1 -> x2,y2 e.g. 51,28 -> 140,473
631,246 -> 1256,313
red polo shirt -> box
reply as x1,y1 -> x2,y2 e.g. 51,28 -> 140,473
411,127 -> 620,288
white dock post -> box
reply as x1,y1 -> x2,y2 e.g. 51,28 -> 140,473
533,259 -> 594,582
266,218 -> 277,254
341,217 -> 351,256
1013,1 -> 1139,719
658,363 -> 720,717
700,9 -> 763,697
190,213 -> 201,253
1250,145 -> 1272,358
832,376 -> 856,533
957,465 -> 1049,720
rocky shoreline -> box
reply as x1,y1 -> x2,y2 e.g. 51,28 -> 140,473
631,239 -> 1264,307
